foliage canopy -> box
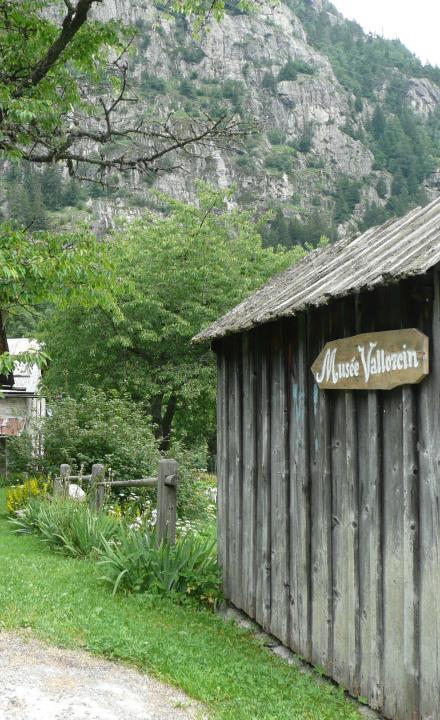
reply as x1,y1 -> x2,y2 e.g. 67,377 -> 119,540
41,187 -> 305,449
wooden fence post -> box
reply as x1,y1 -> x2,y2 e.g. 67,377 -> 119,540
157,459 -> 178,544
54,464 -> 71,498
90,463 -> 105,511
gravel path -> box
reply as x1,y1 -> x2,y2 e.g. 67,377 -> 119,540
0,632 -> 207,720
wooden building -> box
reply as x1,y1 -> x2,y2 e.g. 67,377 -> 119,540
194,197 -> 440,720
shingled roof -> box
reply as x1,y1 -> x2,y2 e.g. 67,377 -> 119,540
194,196 -> 440,343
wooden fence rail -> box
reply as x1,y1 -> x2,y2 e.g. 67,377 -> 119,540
53,458 -> 179,544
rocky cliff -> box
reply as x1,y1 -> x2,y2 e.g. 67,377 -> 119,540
6,0 -> 440,244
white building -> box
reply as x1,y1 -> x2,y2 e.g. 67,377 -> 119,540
0,338 -> 46,476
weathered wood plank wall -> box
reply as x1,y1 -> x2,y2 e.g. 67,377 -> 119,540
215,269 -> 440,720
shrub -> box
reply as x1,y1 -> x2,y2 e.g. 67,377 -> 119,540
221,79 -> 244,111
168,441 -> 217,520
268,128 -> 285,145
6,478 -> 50,515
234,154 -> 256,172
0,473 -> 25,488
376,176 -> 388,199
99,527 -> 222,608
261,71 -> 276,91
179,78 -> 195,97
264,147 -> 295,173
180,45 -> 204,64
295,122 -> 314,153
12,498 -> 122,558
141,74 -> 167,94
277,58 -> 315,82
7,387 -> 160,481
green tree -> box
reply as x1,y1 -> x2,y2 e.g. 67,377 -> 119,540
333,177 -> 360,224
266,208 -> 290,247
371,106 -> 386,138
376,176 -> 388,199
0,222 -> 114,376
41,166 -> 65,211
42,188 -> 305,450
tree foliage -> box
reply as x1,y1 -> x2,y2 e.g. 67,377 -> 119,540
0,220 -> 114,375
41,187 -> 305,449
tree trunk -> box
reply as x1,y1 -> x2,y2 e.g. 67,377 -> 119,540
150,393 -> 177,452
0,310 -> 13,386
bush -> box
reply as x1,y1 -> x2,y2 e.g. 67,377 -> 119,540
277,58 -> 315,82
179,78 -> 195,97
6,478 -> 50,515
264,147 -> 295,173
141,74 -> 167,94
180,45 -> 204,64
295,122 -> 314,153
268,128 -> 285,145
261,71 -> 276,91
99,527 -> 222,608
376,176 -> 388,199
221,79 -> 244,111
168,441 -> 216,521
0,473 -> 25,488
12,498 -> 122,558
7,387 -> 160,481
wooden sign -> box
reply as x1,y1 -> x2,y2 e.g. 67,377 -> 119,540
311,329 -> 429,390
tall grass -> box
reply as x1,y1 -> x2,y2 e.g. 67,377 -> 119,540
12,498 -> 122,558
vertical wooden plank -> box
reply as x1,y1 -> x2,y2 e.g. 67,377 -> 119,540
242,331 -> 257,618
270,322 -> 290,645
331,390 -> 359,692
355,289 -> 384,709
288,314 -> 312,660
359,390 -> 384,709
227,345 -> 236,605
402,385 -> 420,717
381,284 -> 406,720
330,388 -> 347,683
344,390 -> 360,692
256,332 -> 271,631
228,339 -> 243,610
418,268 -> 440,720
216,350 -> 229,597
331,299 -> 360,694
310,307 -> 333,673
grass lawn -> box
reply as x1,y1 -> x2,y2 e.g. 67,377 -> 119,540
0,489 -> 360,719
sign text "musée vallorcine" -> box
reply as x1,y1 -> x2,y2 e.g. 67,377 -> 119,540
311,329 -> 429,390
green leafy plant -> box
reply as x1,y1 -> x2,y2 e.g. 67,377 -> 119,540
99,527 -> 222,608
277,59 -> 315,82
7,387 -> 160,481
12,498 -> 122,558
6,478 -> 50,514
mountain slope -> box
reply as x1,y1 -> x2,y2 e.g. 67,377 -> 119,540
4,0 -> 440,245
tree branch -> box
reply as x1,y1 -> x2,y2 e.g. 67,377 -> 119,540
27,0 -> 101,90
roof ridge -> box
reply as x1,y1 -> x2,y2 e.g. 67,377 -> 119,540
194,197 -> 440,343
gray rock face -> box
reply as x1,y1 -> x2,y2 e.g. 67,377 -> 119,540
88,0 -> 439,234
407,78 -> 440,117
